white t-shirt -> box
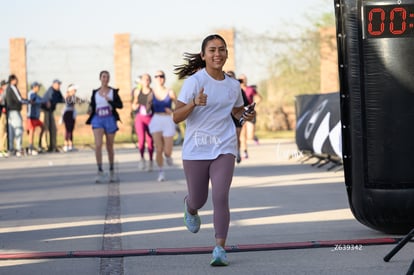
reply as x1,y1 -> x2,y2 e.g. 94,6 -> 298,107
178,68 -> 244,160
95,89 -> 113,108
95,89 -> 113,117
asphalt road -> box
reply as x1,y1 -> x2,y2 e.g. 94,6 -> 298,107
0,139 -> 412,275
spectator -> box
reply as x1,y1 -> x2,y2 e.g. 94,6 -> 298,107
62,84 -> 80,152
41,79 -> 64,152
27,82 -> 49,155
5,74 -> 28,157
0,80 -> 7,157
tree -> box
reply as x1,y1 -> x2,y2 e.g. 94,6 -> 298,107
257,7 -> 335,131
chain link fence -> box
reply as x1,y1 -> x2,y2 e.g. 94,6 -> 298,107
2,30 -> 297,98
1,30 -> 307,135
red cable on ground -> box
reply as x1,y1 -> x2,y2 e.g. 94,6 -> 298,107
0,237 -> 399,260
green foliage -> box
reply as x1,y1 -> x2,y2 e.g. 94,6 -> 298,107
255,5 -> 335,131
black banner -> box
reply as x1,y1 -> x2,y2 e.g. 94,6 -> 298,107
295,92 -> 342,160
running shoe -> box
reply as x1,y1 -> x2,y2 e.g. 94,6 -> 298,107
210,245 -> 229,266
157,171 -> 165,182
95,171 -> 107,183
166,156 -> 173,166
236,152 -> 241,164
254,136 -> 260,145
139,159 -> 146,171
28,149 -> 38,156
146,160 -> 153,172
109,171 -> 120,182
243,151 -> 249,159
184,199 -> 200,233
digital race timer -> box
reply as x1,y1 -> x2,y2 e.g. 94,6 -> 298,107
363,4 -> 414,38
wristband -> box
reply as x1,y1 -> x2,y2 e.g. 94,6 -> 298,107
193,97 -> 197,106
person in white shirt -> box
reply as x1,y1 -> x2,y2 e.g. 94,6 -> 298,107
173,34 -> 256,266
86,71 -> 123,183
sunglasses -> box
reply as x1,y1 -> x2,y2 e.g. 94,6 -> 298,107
154,75 -> 165,78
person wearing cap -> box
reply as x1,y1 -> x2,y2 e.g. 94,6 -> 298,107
0,80 -> 8,157
5,74 -> 29,157
27,82 -> 49,155
61,84 -> 81,152
40,79 -> 64,152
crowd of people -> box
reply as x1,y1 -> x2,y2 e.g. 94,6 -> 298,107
0,75 -> 82,157
0,34 -> 262,267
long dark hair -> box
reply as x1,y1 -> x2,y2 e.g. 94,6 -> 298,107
99,70 -> 110,79
8,74 -> 17,83
174,34 -> 227,79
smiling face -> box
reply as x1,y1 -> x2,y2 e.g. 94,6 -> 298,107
201,38 -> 228,72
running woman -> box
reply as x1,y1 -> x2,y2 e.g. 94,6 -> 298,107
86,70 -> 123,183
148,70 -> 177,181
173,34 -> 256,266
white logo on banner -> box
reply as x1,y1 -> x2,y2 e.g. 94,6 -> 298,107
305,100 -> 328,139
303,99 -> 342,158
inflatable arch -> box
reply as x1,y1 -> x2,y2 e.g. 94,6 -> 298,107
335,0 -> 414,234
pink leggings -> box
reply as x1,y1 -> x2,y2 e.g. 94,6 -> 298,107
183,154 -> 235,239
134,114 -> 154,160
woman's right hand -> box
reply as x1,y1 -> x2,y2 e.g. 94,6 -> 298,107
194,88 -> 207,106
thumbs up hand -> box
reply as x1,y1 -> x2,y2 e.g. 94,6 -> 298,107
194,88 -> 207,106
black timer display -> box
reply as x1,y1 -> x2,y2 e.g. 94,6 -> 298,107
364,5 -> 414,38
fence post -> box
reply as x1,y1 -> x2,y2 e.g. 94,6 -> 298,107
217,29 -> 235,73
9,37 -> 28,124
114,33 -> 132,137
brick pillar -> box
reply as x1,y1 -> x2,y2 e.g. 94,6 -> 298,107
320,27 -> 339,93
217,29 -> 235,73
113,33 -> 131,135
9,38 -> 28,96
9,38 -> 28,126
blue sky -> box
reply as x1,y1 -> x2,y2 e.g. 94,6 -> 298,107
0,0 -> 333,47
0,0 -> 333,93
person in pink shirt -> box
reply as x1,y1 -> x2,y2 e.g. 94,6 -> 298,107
238,74 -> 262,159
